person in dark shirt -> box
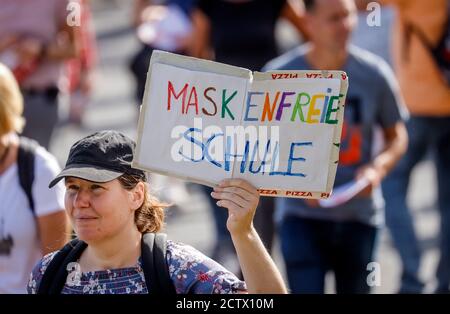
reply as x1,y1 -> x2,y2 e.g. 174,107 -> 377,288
191,0 -> 308,71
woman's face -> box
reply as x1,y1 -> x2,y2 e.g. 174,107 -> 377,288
64,177 -> 139,243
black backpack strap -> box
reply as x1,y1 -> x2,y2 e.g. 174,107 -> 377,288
141,233 -> 176,295
141,233 -> 157,293
154,233 -> 176,295
17,137 -> 39,214
37,239 -> 87,294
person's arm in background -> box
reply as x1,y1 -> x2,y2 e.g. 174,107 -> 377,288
281,0 -> 310,41
356,122 -> 408,197
133,0 -> 152,27
355,0 -> 408,10
355,0 -> 372,10
37,212 -> 70,255
78,0 -> 97,95
211,179 -> 287,294
189,8 -> 213,59
43,19 -> 80,61
356,56 -> 409,196
35,148 -> 72,255
15,1 -> 80,65
0,36 -> 18,54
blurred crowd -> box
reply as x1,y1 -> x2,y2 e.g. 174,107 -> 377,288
0,0 -> 449,294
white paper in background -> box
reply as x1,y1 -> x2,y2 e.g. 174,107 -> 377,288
318,178 -> 370,208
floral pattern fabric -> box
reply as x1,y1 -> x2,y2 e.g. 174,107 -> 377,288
27,240 -> 247,294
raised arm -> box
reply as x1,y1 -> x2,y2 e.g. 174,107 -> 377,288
188,8 -> 213,59
281,0 -> 310,41
211,179 -> 288,294
356,122 -> 408,197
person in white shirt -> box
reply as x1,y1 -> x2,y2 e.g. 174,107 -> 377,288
0,63 -> 69,293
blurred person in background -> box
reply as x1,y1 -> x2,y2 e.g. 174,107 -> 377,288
0,63 -> 69,293
190,0 -> 308,69
264,0 -> 408,293
66,0 -> 97,126
369,0 -> 450,293
0,0 -> 80,149
352,0 -> 422,293
130,0 -> 196,103
188,0 -> 309,276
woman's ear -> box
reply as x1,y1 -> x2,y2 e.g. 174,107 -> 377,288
129,181 -> 145,211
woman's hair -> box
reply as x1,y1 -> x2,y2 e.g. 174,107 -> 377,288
118,173 -> 167,233
0,63 -> 25,135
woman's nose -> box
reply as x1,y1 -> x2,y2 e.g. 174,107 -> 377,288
73,189 -> 90,208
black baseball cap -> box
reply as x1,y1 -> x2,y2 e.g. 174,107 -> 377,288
49,130 -> 146,188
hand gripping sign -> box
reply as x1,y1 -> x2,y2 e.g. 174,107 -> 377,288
133,51 -> 349,199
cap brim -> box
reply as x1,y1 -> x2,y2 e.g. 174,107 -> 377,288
49,165 -> 124,188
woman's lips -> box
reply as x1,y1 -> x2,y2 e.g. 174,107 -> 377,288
75,216 -> 98,221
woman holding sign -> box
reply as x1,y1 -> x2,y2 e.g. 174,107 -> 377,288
27,130 -> 286,294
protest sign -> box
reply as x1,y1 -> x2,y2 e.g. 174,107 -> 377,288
133,51 -> 349,198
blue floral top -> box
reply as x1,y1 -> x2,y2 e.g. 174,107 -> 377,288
27,240 -> 247,294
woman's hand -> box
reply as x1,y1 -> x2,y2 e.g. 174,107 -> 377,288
210,179 -> 259,237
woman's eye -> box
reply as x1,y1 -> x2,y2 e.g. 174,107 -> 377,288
91,185 -> 104,191
66,185 -> 79,191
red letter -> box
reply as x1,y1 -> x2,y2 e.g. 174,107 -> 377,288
186,86 -> 199,115
168,81 -> 188,112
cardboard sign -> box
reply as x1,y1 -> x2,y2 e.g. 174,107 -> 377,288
133,51 -> 349,198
